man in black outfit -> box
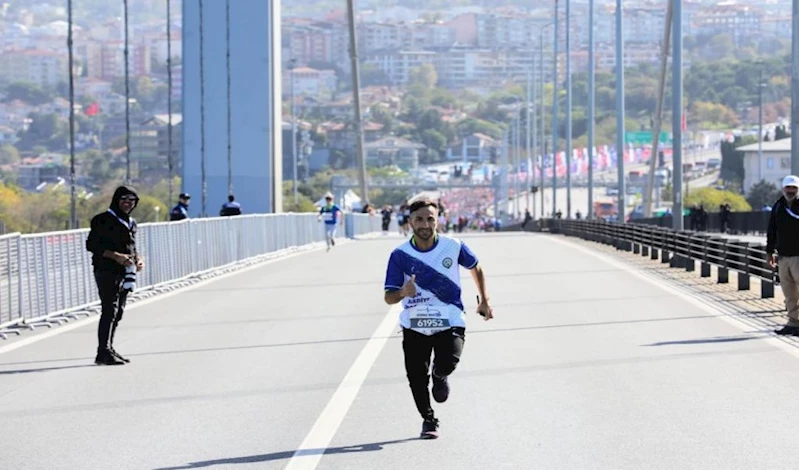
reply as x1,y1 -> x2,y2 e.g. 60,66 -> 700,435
86,185 -> 144,365
170,193 -> 191,221
219,194 -> 242,216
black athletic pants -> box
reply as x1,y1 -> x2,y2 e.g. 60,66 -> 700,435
402,327 -> 465,420
95,270 -> 129,354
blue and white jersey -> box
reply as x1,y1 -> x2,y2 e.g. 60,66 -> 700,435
319,204 -> 341,225
384,234 -> 479,335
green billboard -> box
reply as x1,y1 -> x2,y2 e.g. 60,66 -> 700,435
625,131 -> 671,145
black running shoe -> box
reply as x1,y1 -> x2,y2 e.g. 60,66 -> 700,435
432,374 -> 449,403
95,351 -> 125,366
776,326 -> 799,336
420,418 -> 439,439
110,349 -> 130,363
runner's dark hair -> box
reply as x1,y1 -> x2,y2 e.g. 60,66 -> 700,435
409,198 -> 438,213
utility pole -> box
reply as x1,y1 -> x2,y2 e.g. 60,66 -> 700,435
615,0 -> 625,222
793,0 -> 799,175
566,0 -> 572,219
673,0 -> 684,230
552,0 -> 559,217
346,0 -> 369,205
643,0 -> 673,217
587,0 -> 595,220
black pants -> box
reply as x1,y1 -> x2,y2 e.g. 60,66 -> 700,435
402,327 -> 465,420
382,219 -> 390,231
95,271 -> 129,354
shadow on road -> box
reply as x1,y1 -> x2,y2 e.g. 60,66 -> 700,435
645,336 -> 763,347
0,364 -> 96,375
154,438 -> 416,469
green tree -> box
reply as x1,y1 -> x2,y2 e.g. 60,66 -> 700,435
0,145 -> 20,165
685,187 -> 751,212
4,82 -> 53,105
746,180 -> 782,209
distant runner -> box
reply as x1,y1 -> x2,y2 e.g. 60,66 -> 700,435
318,193 -> 343,251
383,198 -> 493,439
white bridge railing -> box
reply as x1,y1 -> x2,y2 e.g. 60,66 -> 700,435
0,212 -> 387,337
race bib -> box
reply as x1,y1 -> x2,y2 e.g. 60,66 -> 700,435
323,212 -> 334,221
408,305 -> 451,335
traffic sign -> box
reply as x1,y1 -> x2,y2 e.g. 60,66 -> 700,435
625,131 -> 671,145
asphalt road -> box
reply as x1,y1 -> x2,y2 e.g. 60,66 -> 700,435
2,233 -> 798,469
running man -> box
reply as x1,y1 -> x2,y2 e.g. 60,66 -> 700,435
318,193 -> 343,251
383,198 -> 493,439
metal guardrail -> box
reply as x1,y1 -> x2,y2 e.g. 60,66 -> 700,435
549,219 -> 777,299
0,212 -> 384,337
632,211 -> 770,236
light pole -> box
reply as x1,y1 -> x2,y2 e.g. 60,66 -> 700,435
527,71 -> 534,216
792,0 -> 799,175
289,59 -> 298,205
552,0 -> 559,217
672,0 -> 684,231
758,65 -> 765,182
588,0 -> 595,220
68,0 -> 76,229
124,0 -> 131,184
615,0 -> 626,223
166,0 -> 174,205
565,0 -> 572,219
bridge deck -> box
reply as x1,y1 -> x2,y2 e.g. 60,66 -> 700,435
1,233 -> 797,469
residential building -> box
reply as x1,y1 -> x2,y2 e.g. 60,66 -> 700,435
449,133 -> 498,162
284,20 -> 347,68
130,114 -> 183,184
283,66 -> 337,100
692,3 -> 761,43
739,138 -> 790,194
364,136 -> 426,170
100,41 -> 151,80
75,77 -> 113,99
17,155 -> 69,191
364,50 -> 437,85
0,49 -> 67,88
324,121 -> 385,151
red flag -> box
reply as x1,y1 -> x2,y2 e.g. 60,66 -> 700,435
85,102 -> 99,116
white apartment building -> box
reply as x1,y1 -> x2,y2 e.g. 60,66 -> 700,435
284,67 -> 337,99
365,50 -> 437,85
0,50 -> 67,88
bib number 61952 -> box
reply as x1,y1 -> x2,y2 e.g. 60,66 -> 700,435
411,318 -> 449,329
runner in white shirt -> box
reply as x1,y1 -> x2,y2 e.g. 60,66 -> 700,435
383,198 -> 493,439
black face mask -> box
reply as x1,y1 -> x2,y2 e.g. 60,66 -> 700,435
786,190 -> 798,201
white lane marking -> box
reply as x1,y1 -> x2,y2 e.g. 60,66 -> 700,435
0,244 -> 335,356
547,236 -> 799,360
285,304 -> 401,470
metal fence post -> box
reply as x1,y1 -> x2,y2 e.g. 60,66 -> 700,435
738,242 -> 751,291
718,239 -> 729,284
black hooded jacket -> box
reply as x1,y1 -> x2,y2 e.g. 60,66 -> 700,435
767,196 -> 799,256
86,185 -> 140,272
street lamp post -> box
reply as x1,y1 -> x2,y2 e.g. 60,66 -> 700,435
758,66 -> 765,182
289,59 -> 298,205
552,0 -> 559,217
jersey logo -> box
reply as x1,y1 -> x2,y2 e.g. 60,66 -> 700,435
442,257 -> 453,269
